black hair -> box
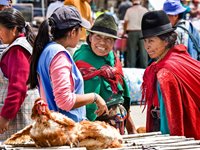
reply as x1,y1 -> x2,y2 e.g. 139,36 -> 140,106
0,7 -> 35,46
178,12 -> 185,19
86,33 -> 92,46
158,31 -> 177,49
27,17 -> 80,89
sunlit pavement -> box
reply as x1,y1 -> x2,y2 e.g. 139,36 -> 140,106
130,105 -> 146,129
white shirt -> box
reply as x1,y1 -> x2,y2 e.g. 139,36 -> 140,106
124,5 -> 148,30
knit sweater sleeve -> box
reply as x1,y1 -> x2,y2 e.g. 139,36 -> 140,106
0,45 -> 30,120
50,52 -> 76,111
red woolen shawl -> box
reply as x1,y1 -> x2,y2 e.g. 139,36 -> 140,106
75,52 -> 124,94
142,44 -> 200,139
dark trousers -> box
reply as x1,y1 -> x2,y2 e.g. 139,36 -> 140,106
126,31 -> 148,68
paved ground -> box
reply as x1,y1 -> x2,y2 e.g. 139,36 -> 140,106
130,105 -> 146,129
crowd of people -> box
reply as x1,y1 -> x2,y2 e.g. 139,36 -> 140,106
0,0 -> 200,143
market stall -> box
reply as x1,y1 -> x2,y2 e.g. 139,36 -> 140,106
2,132 -> 200,150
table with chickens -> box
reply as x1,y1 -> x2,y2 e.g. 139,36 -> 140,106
1,98 -> 200,150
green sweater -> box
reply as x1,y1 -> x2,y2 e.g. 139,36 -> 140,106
73,44 -> 130,121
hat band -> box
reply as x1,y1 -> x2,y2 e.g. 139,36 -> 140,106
143,23 -> 173,37
91,26 -> 117,36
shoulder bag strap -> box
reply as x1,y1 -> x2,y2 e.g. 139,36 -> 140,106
176,24 -> 200,60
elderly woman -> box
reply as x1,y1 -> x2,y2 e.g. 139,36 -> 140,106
73,13 -> 137,134
141,10 -> 200,139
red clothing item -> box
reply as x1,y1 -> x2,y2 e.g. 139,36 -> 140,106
0,45 -> 31,120
75,53 -> 124,94
142,44 -> 200,139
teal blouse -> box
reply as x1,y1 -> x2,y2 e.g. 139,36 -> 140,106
157,83 -> 170,134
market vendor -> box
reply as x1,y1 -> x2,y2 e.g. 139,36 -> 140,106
73,13 -> 137,134
27,6 -> 108,123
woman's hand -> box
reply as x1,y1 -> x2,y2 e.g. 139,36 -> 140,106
0,116 -> 9,134
94,94 -> 108,117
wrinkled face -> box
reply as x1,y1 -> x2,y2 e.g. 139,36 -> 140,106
89,33 -> 115,56
0,24 -> 15,44
144,36 -> 168,59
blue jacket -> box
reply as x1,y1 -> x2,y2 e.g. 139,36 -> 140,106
37,42 -> 86,122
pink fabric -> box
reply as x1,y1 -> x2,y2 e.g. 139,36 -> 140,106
0,45 -> 30,120
49,52 -> 75,111
38,78 -> 46,102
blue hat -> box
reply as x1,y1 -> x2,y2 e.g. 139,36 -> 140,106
163,0 -> 187,15
0,0 -> 9,6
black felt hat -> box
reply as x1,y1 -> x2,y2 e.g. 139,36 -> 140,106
141,10 -> 175,39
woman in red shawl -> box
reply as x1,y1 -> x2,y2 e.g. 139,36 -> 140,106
141,10 -> 200,139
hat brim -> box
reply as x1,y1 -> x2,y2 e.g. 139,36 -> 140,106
80,18 -> 91,29
140,28 -> 175,39
87,29 -> 120,39
0,2 -> 9,6
165,7 -> 186,15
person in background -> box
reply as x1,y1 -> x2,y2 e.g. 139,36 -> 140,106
163,0 -> 200,60
181,0 -> 191,19
46,0 -> 64,18
73,13 -> 137,135
0,0 -> 10,11
0,0 -> 11,48
118,0 -> 132,20
141,10 -> 200,139
28,6 -> 108,123
123,0 -> 148,68
64,0 -> 92,55
190,0 -> 200,31
0,8 -> 39,140
190,0 -> 200,19
95,8 -> 105,18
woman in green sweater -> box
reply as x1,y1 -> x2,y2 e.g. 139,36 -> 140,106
73,13 -> 137,134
